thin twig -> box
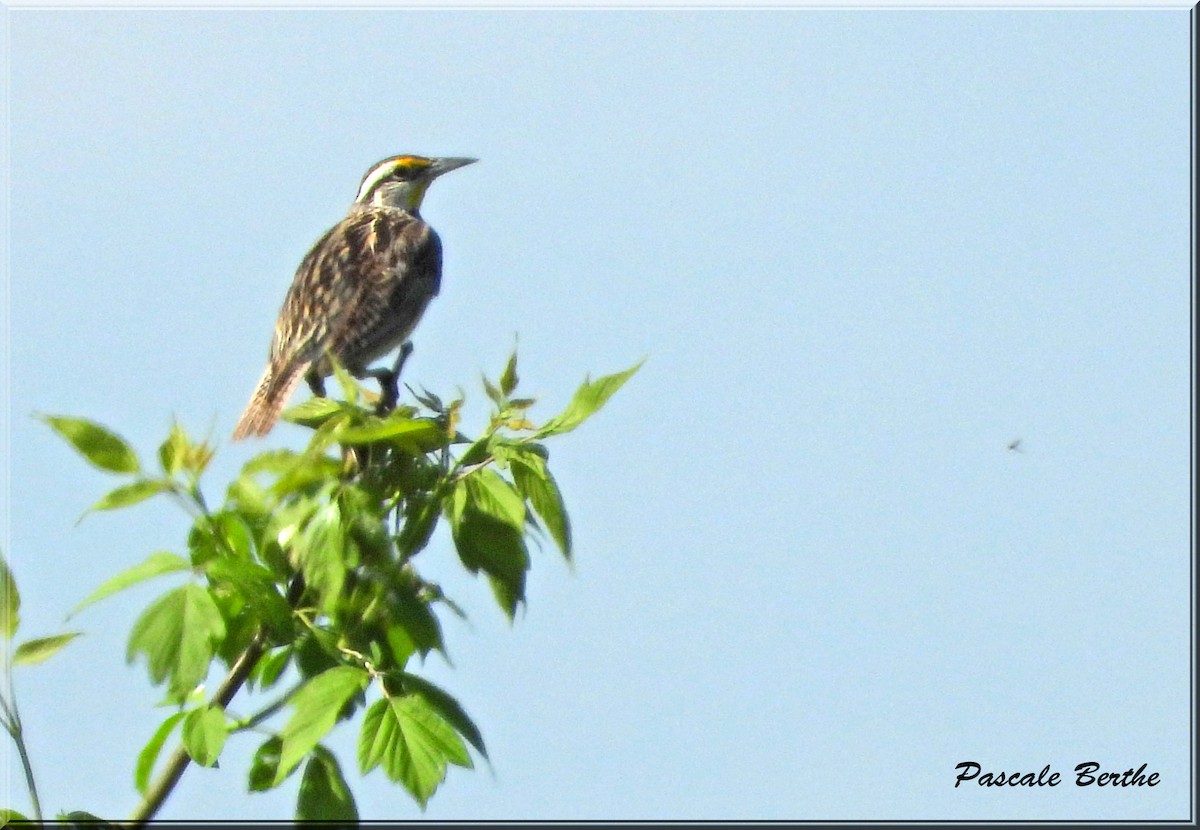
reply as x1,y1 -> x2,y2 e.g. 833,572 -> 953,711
126,632 -> 266,828
3,675 -> 44,822
126,577 -> 305,827
228,677 -> 306,733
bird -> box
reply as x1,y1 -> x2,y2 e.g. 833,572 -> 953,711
232,154 -> 476,440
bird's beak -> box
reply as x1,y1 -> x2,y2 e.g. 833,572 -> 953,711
428,157 -> 478,178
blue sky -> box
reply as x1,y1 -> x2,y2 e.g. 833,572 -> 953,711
3,6 -> 1192,822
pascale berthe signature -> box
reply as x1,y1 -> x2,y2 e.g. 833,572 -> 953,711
954,762 -> 1160,788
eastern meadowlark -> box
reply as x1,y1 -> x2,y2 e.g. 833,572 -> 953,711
232,154 -> 476,440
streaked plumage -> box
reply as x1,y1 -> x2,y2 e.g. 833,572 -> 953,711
233,155 -> 476,440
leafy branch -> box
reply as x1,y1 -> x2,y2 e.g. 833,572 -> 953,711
2,350 -> 638,824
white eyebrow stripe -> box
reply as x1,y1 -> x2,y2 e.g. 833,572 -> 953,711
355,161 -> 397,203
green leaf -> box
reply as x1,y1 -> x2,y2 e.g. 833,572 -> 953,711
252,646 -> 293,689
537,360 -> 642,437
241,448 -> 304,476
135,712 -> 186,794
500,351 -> 519,397
290,498 -> 347,614
385,624 -> 417,668
330,354 -> 360,403
509,446 -> 572,560
465,469 -> 525,529
448,512 -> 528,619
204,557 -> 292,636
210,510 -> 254,560
281,397 -> 345,428
335,416 -> 444,450
227,473 -> 269,516
158,420 -> 189,476
447,478 -> 529,619
155,421 -> 213,478
126,584 -> 226,702
267,495 -> 321,551
357,699 -> 389,774
212,589 -> 256,664
39,414 -> 140,474
12,632 -> 82,666
410,385 -> 443,412
182,705 -> 228,767
482,374 -> 503,406
455,430 -> 493,468
1,808 -> 30,822
269,453 -> 344,497
344,497 -> 392,565
187,522 -> 221,569
275,665 -> 369,785
85,478 -> 171,514
297,745 -> 359,822
1,551 -> 19,639
385,595 -> 444,664
396,499 -> 441,560
248,736 -> 284,791
400,673 -> 488,759
358,694 -> 470,807
71,551 -> 189,617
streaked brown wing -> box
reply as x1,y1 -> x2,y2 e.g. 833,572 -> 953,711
331,218 -> 441,373
267,208 -> 438,376
268,223 -> 349,369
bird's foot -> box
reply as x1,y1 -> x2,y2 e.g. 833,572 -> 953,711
367,342 -> 414,415
306,369 -> 326,398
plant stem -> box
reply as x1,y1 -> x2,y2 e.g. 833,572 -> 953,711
126,631 -> 266,827
127,577 -> 305,827
3,678 -> 44,822
229,678 -> 305,733
13,723 -> 45,822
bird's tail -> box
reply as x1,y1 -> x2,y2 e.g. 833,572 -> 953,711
231,362 -> 308,441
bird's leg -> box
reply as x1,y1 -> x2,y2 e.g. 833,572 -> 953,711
366,342 -> 414,415
305,367 -> 326,398
393,340 -> 415,379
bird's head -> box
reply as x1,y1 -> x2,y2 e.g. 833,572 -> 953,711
354,155 -> 477,211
